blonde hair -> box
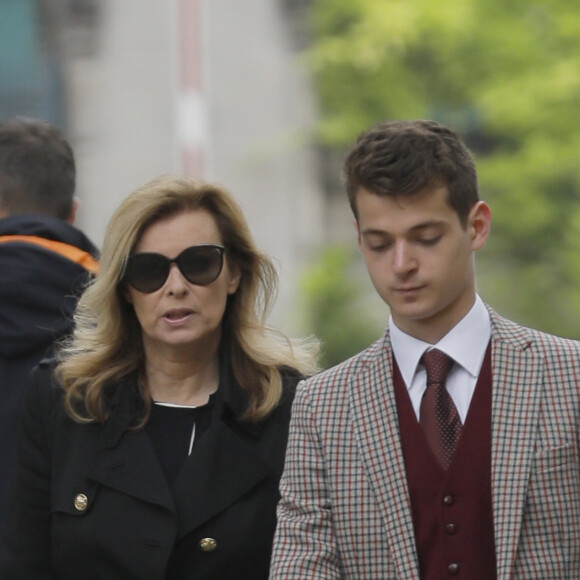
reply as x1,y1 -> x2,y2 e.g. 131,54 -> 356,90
57,175 -> 319,425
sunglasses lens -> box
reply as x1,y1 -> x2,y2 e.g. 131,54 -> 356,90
179,245 -> 224,286
125,253 -> 169,293
124,245 -> 225,293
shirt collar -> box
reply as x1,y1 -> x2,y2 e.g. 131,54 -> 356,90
389,295 -> 491,388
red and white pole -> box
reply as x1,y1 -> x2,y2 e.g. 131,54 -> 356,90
175,0 -> 208,178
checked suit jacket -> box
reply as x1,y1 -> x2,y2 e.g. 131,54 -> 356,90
270,306 -> 580,579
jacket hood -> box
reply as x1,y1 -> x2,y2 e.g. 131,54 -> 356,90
0,214 -> 99,358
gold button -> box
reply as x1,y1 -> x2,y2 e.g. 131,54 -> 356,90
199,537 -> 217,552
74,493 -> 88,512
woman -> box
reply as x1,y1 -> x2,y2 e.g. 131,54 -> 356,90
0,175 -> 319,579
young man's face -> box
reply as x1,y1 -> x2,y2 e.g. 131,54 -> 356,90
356,185 -> 491,343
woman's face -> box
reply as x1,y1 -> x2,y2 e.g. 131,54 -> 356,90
124,209 -> 240,358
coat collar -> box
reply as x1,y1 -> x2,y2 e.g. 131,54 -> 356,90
100,375 -> 142,449
100,341 -> 260,450
213,342 -> 262,436
92,348 -> 276,533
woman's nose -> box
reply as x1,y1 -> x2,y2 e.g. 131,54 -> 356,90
165,263 -> 189,294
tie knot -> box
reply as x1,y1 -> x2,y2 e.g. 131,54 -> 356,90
422,349 -> 454,385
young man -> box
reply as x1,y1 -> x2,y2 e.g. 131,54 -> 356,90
0,117 -> 99,524
270,120 -> 579,579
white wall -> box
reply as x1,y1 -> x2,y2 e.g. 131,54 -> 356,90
69,0 -> 178,248
205,0 -> 323,330
67,0 -> 322,333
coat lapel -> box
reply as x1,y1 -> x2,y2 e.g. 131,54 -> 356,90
88,429 -> 175,512
87,379 -> 175,512
84,360 -> 282,538
488,310 -> 543,579
172,356 -> 274,538
171,416 -> 271,537
349,335 -> 421,579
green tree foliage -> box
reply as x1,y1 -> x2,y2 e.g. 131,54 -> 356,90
304,0 -> 580,338
301,245 -> 386,368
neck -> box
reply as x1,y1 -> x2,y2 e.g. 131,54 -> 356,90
143,344 -> 221,407
395,292 -> 477,344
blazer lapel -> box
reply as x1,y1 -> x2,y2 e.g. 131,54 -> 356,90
349,335 -> 421,579
489,311 -> 543,579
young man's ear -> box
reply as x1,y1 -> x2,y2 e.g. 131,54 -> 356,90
469,201 -> 492,251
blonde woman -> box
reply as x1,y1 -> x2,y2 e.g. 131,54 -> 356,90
0,175 -> 319,580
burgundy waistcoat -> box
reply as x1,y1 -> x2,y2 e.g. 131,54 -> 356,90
393,346 -> 497,579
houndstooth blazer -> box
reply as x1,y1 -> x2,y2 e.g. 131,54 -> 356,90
270,306 -> 580,579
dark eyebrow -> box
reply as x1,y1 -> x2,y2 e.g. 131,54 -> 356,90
408,220 -> 447,233
360,220 -> 446,237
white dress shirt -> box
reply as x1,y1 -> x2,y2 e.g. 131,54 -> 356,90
389,295 -> 491,422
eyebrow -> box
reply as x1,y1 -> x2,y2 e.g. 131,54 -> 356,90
360,220 -> 446,237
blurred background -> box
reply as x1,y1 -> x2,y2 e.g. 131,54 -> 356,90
1,0 -> 579,367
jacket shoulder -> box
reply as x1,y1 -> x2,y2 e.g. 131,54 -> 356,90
33,356 -> 64,391
488,305 -> 580,354
297,335 -> 388,401
23,357 -> 66,425
276,366 -> 305,409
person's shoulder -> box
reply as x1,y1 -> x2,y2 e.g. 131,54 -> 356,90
25,356 -> 65,411
279,365 -> 304,389
299,335 -> 388,397
488,306 -> 580,354
274,366 -> 305,413
32,355 -> 60,381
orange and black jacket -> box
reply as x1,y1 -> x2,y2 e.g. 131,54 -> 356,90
0,213 -> 99,524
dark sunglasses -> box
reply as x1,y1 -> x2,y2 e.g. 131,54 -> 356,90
124,244 -> 226,293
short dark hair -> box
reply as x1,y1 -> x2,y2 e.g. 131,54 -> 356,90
0,116 -> 76,219
343,119 -> 479,226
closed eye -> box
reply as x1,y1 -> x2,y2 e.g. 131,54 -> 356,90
366,239 -> 393,252
417,235 -> 442,246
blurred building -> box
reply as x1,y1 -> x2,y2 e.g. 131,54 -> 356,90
0,0 -> 67,124
0,0 -> 338,332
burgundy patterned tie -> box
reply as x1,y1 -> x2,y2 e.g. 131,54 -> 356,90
419,349 -> 462,470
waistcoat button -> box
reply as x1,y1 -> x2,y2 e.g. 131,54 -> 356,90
448,562 -> 460,575
443,494 -> 455,506
445,523 -> 458,535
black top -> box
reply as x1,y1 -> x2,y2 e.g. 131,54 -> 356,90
146,396 -> 215,485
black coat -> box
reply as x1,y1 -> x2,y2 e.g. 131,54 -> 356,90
0,214 -> 99,523
0,358 -> 299,580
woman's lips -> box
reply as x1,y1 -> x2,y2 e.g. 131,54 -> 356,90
163,309 -> 194,323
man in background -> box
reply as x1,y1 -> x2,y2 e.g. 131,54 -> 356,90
271,119 -> 579,579
0,116 -> 99,523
